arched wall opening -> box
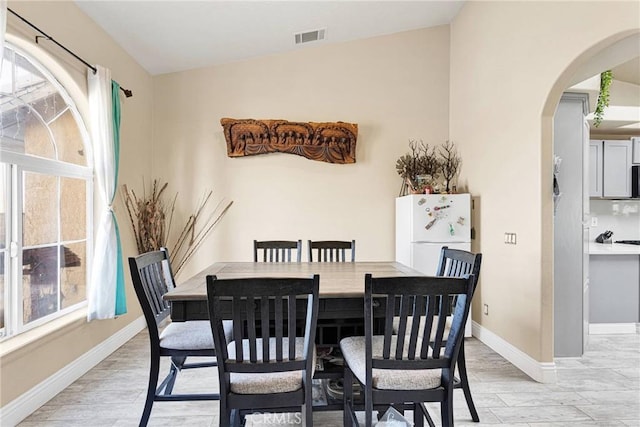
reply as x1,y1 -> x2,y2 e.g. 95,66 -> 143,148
541,30 -> 640,359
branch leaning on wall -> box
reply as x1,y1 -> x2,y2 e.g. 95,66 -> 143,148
122,179 -> 233,277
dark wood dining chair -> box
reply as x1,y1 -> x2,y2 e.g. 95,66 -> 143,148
128,249 -> 232,427
308,239 -> 355,262
340,273 -> 475,427
254,239 -> 302,262
392,246 -> 483,421
206,274 -> 320,427
436,246 -> 483,422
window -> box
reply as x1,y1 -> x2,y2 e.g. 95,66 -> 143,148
0,43 -> 92,338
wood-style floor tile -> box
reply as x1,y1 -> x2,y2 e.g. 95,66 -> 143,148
16,332 -> 639,426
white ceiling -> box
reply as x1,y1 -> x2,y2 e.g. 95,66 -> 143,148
74,1 -> 638,135
611,57 -> 640,86
74,0 -> 465,75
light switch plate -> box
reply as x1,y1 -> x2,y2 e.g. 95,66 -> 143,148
504,232 -> 517,244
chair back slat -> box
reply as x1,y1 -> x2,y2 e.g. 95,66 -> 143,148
308,240 -> 355,262
274,295 -> 284,362
246,296 -> 258,363
432,295 -> 450,356
144,263 -> 165,315
394,295 -> 412,359
382,296 -> 395,359
261,296 -> 270,362
254,240 -> 302,262
407,295 -> 424,359
288,294 -> 297,360
420,296 -> 437,359
232,297 -> 244,361
365,274 -> 474,372
206,275 -> 319,375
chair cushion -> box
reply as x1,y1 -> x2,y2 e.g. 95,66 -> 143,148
340,335 -> 442,391
227,337 -> 315,394
159,320 -> 233,350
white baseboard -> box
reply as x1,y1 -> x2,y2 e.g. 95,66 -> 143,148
589,322 -> 638,335
471,321 -> 557,383
1,316 -> 146,427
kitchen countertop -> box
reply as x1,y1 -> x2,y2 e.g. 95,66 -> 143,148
589,242 -> 640,255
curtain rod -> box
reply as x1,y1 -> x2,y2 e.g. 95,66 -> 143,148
7,8 -> 133,98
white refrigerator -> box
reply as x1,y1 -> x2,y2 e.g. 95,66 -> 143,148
395,193 -> 473,336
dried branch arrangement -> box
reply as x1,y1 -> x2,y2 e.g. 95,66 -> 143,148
395,139 -> 440,195
396,139 -> 462,195
122,179 -> 233,277
439,140 -> 462,193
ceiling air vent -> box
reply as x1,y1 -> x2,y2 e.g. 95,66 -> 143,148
294,28 -> 326,45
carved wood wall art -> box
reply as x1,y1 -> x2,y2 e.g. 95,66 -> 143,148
220,118 -> 357,164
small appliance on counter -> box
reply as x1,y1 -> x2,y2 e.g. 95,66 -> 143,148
614,240 -> 640,245
595,230 -> 613,243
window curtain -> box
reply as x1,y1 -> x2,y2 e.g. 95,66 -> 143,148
87,66 -> 126,320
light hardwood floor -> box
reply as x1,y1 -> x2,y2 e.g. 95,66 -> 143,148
18,332 -> 640,426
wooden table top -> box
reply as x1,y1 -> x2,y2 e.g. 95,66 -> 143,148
164,261 -> 421,301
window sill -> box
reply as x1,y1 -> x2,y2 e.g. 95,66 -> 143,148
0,308 -> 87,359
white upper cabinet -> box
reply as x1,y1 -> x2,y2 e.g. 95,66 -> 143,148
588,140 -> 603,197
632,137 -> 640,164
590,139 -> 633,198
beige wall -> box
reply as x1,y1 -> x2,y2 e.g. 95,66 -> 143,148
450,1 -> 640,362
1,1 -> 152,406
152,26 -> 452,279
4,0 -> 638,411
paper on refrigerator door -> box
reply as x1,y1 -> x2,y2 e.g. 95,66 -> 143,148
411,194 -> 471,243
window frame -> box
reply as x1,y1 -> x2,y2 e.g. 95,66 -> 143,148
0,42 -> 93,339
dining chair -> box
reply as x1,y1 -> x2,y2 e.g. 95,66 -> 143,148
392,246 -> 483,422
128,249 -> 232,427
254,239 -> 302,262
435,246 -> 482,422
206,274 -> 320,427
308,239 -> 355,262
340,273 -> 475,427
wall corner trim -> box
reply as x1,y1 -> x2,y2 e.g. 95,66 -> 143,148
472,321 -> 557,384
1,316 -> 146,426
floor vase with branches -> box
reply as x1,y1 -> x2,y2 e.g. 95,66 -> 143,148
122,179 -> 232,277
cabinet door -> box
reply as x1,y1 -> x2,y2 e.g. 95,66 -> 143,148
603,140 -> 632,197
633,137 -> 640,164
588,140 -> 603,197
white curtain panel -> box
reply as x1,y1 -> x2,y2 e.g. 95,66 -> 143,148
87,65 -> 119,320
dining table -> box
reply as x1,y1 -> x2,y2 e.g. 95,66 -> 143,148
164,261 -> 422,345
163,261 -> 424,410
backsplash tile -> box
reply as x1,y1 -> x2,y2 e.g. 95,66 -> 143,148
590,200 -> 640,241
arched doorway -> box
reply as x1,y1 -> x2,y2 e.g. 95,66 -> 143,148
542,31 -> 640,358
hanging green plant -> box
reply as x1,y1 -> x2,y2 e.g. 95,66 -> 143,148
593,70 -> 613,127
